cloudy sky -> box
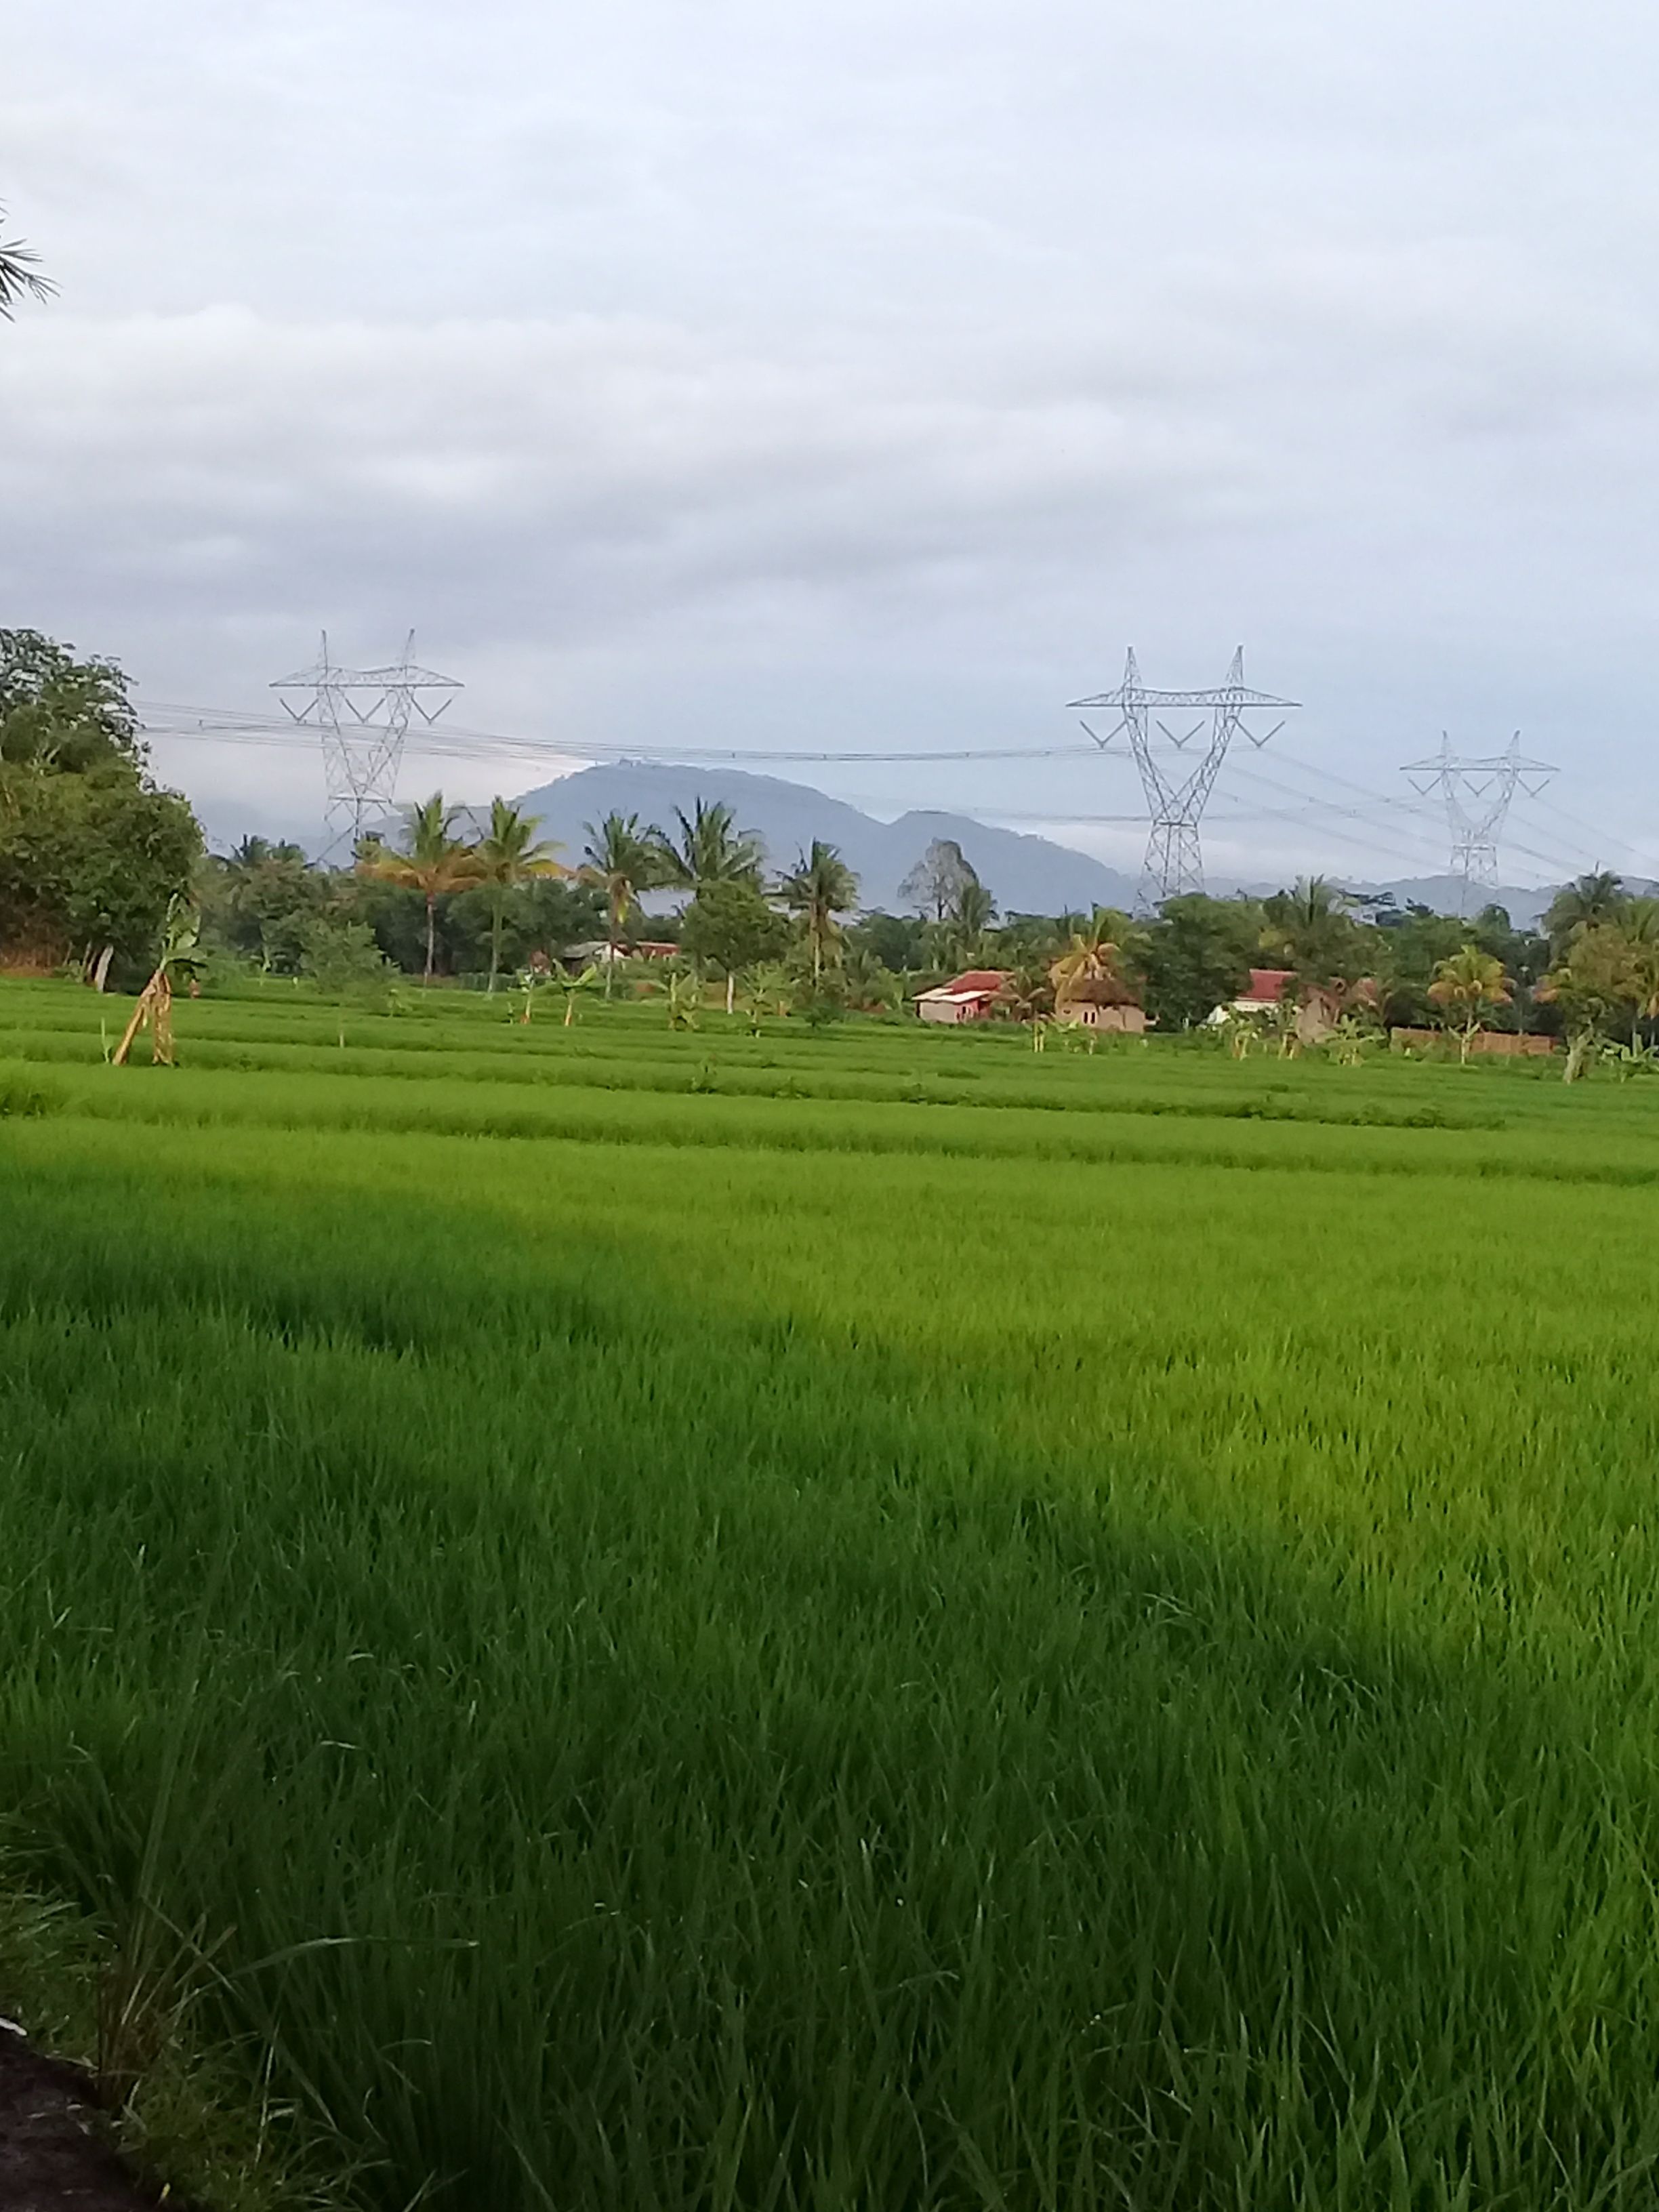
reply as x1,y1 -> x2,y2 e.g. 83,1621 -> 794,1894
5,0 -> 1659,885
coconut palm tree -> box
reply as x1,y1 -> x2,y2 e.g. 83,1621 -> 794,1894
1544,870 -> 1624,954
1612,899 -> 1659,1041
475,798 -> 566,992
995,964 -> 1054,1024
1427,945 -> 1511,1063
656,800 -> 764,893
360,792 -> 482,985
1261,876 -> 1365,985
1049,909 -> 1140,1012
579,813 -> 663,997
777,840 -> 859,982
937,877 -> 999,969
0,209 -> 52,319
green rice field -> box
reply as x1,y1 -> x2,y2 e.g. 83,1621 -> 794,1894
5,975 -> 1659,2209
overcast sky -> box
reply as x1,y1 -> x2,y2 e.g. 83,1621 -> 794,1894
5,0 -> 1659,886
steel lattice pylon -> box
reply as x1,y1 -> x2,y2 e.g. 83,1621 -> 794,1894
1067,648 -> 1298,912
1401,734 -> 1556,914
271,632 -> 462,849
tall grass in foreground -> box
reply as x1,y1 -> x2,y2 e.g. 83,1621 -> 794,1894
5,1027 -> 1659,2204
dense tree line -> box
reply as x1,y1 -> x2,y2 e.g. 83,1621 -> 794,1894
0,630 -> 201,989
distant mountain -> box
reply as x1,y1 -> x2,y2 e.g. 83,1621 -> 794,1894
197,756 -> 1595,928
1238,872 -> 1565,924
512,762 -> 1139,915
1351,877 -> 1555,930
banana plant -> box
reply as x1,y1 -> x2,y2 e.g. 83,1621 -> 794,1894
659,968 -> 701,1031
112,897 -> 204,1067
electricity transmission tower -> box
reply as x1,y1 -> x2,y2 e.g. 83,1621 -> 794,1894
271,633 -> 463,848
1400,735 -> 1556,913
1067,649 -> 1297,912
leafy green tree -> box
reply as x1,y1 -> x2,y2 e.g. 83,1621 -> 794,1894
509,876 -> 607,965
777,840 -> 859,982
680,878 -> 787,1012
475,798 -> 566,993
201,837 -> 323,972
580,813 -> 663,996
0,773 -> 201,984
0,630 -> 140,771
995,912 -> 1067,966
299,915 -> 392,1006
850,910 -> 928,973
1467,903 -> 1548,990
359,792 -> 482,985
793,970 -> 848,1027
1538,926 -> 1637,1080
1141,894 -> 1258,1030
0,634 -> 200,985
656,800 -> 764,894
1373,909 -> 1467,1026
1427,946 -> 1512,1063
840,941 -> 903,1014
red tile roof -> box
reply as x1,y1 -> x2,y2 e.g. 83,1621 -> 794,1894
942,969 -> 1008,995
1241,967 -> 1294,1003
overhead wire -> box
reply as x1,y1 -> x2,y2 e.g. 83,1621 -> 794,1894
135,699 -> 1099,769
136,691 -> 1637,890
1261,745 -> 1610,885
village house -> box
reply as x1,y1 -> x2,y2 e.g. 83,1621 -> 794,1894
1215,967 -> 1356,1045
1054,973 -> 1148,1034
561,940 -> 679,972
914,969 -> 1007,1024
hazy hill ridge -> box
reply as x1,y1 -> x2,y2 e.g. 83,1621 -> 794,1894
512,761 -> 1576,925
512,762 -> 1139,914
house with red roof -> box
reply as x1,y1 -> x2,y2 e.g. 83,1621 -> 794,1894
915,969 -> 1008,1024
1214,967 -> 1372,1044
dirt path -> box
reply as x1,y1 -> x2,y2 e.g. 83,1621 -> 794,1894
0,2024 -> 187,2211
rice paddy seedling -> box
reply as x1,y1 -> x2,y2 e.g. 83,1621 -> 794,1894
5,978 -> 1659,2208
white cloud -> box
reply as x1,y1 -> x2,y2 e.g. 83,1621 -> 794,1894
6,0 -> 1659,879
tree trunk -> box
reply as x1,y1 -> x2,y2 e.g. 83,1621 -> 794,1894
726,969 -> 735,1015
89,943 -> 114,993
424,895 -> 436,985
